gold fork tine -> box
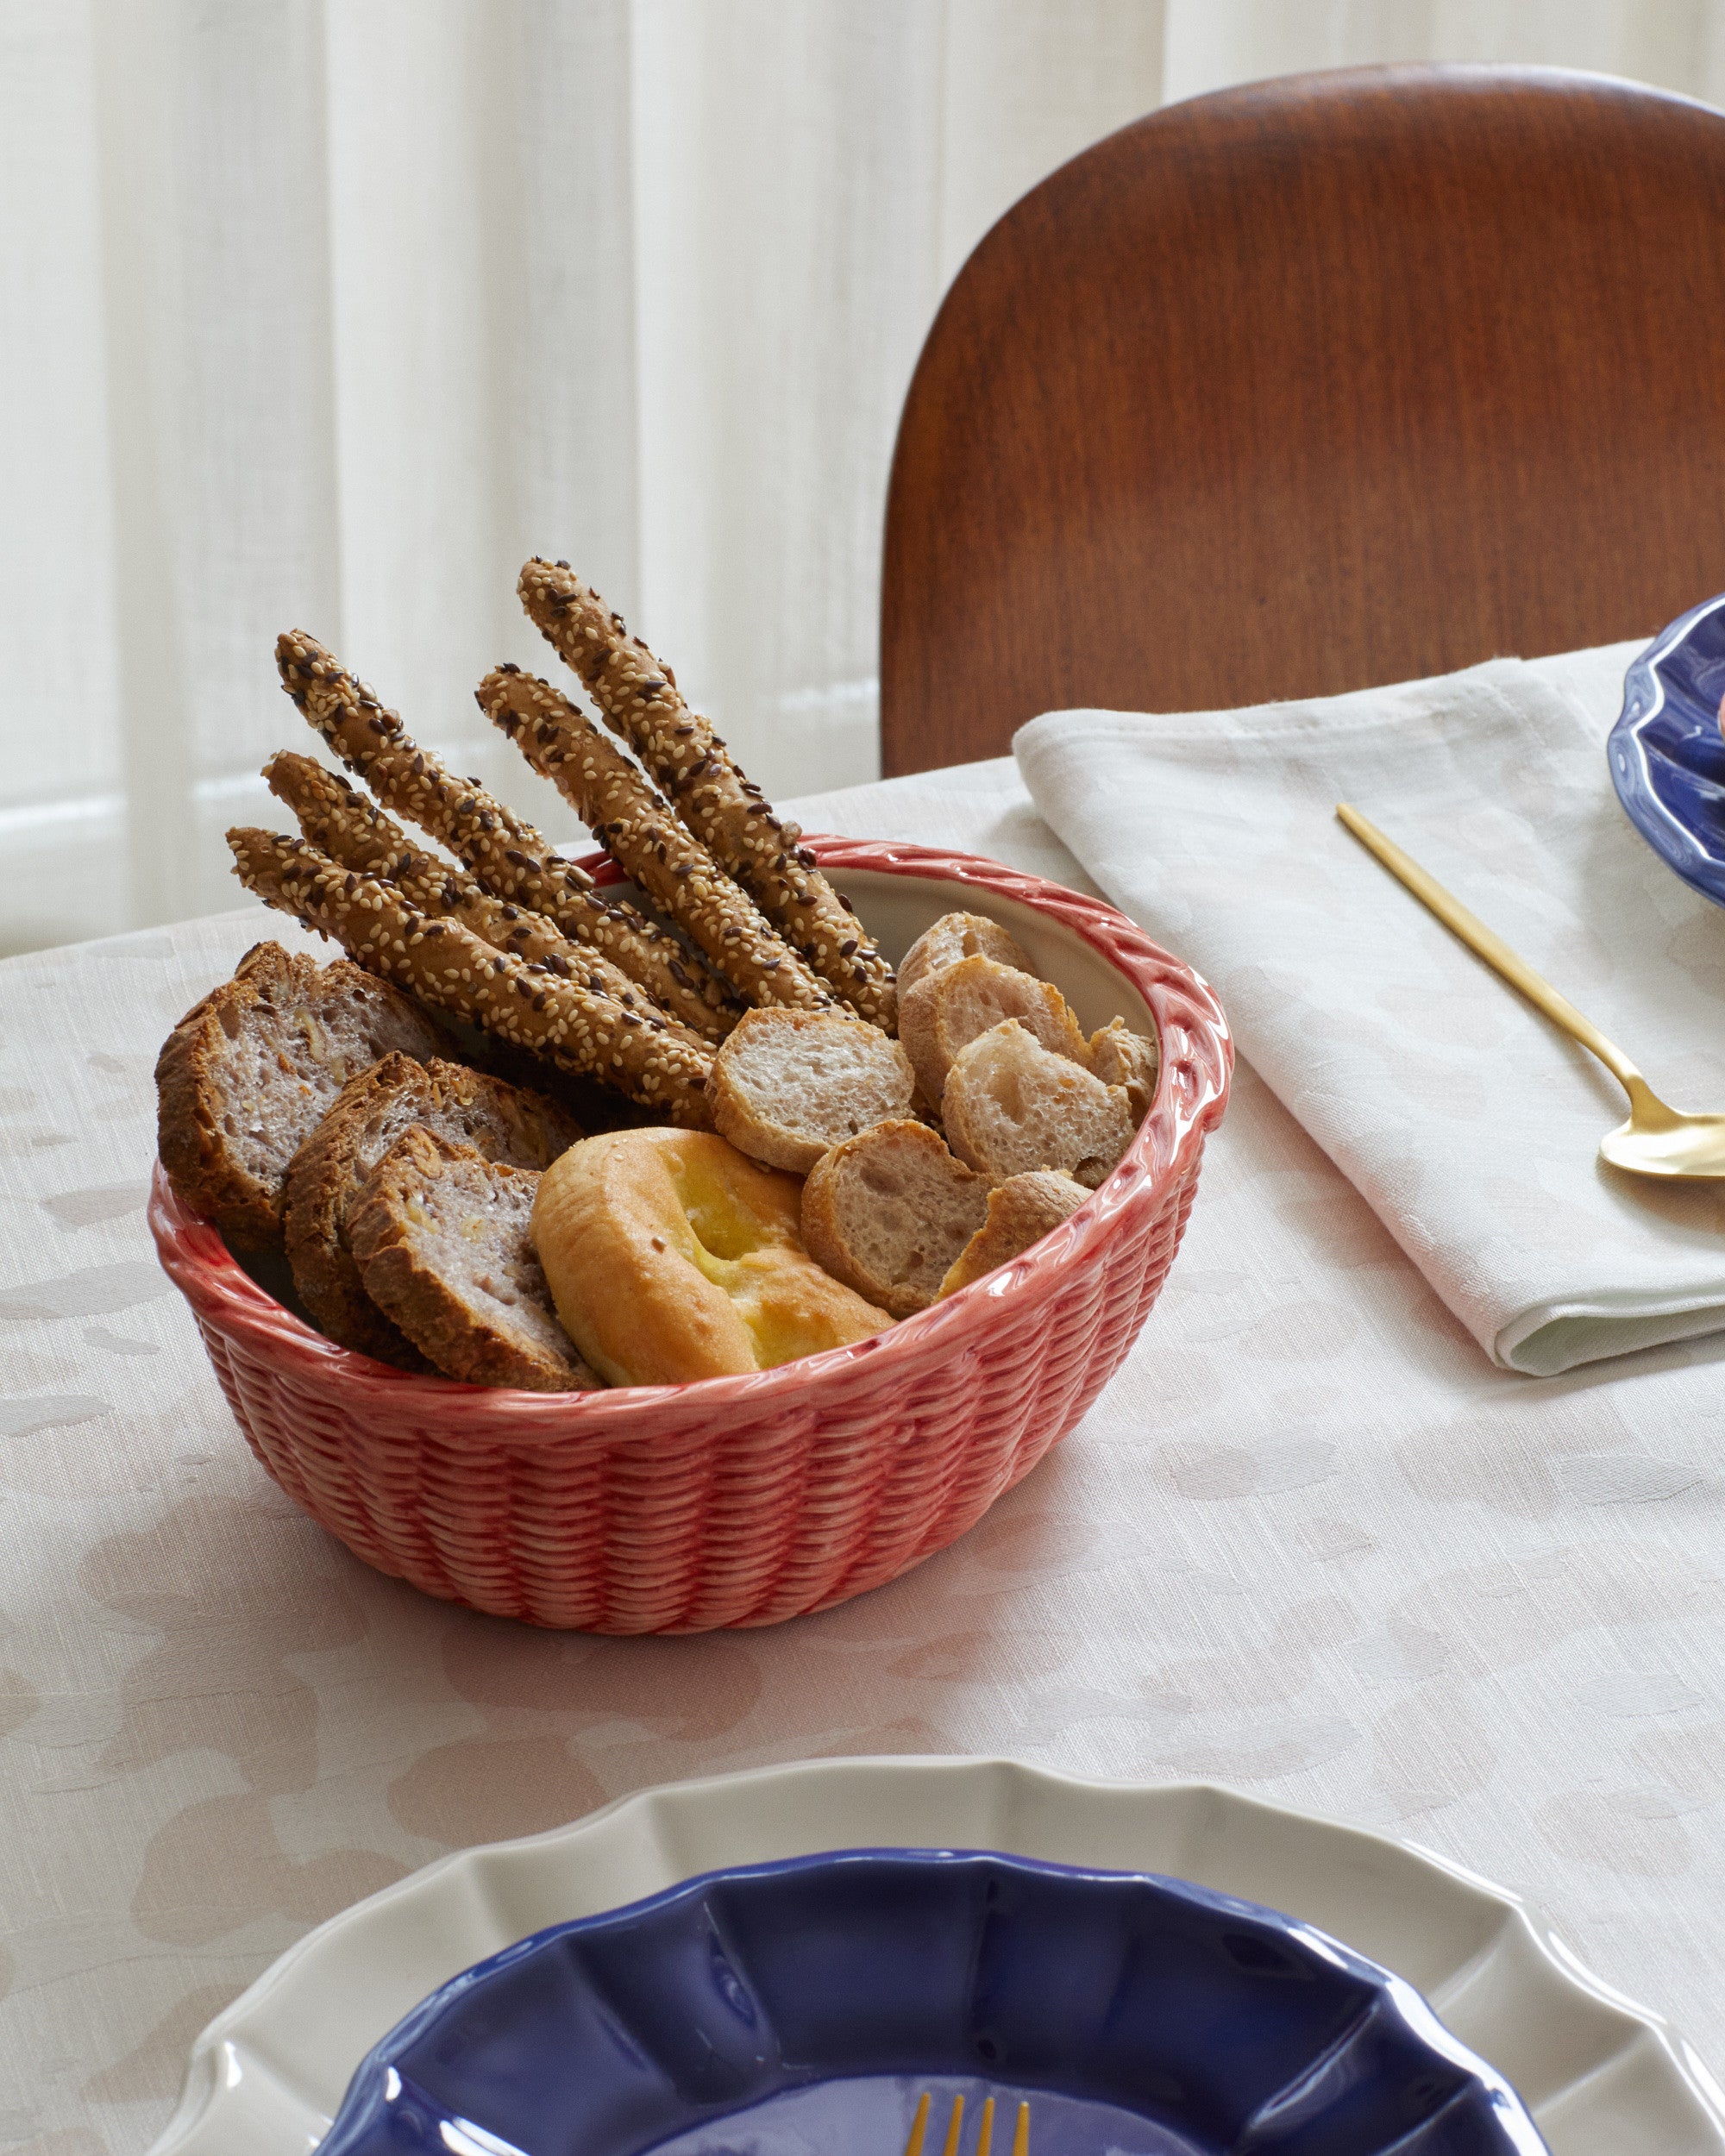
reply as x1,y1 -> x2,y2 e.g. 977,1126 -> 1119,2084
903,2089 -> 1024,2155
904,2092 -> 932,2156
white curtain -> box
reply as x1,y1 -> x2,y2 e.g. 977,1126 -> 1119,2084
3,1 -> 1722,956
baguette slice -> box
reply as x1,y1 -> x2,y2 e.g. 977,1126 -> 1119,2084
943,1021 -> 1134,1189
155,942 -> 447,1254
708,1007 -> 916,1173
283,1055 -> 585,1367
939,1170 -> 1089,1297
1088,1017 -> 1160,1122
800,1119 -> 991,1318
898,911 -> 1033,998
348,1129 -> 599,1390
899,955 -> 1089,1108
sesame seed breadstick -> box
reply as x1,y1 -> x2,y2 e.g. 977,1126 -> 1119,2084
518,557 -> 897,1030
275,629 -> 735,1042
227,828 -> 713,1128
478,667 -> 837,1015
276,628 -> 592,892
264,752 -> 708,1050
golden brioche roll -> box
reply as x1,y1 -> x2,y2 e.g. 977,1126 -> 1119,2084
531,1127 -> 892,1385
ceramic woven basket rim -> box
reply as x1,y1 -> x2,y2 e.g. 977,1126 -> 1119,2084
149,837 -> 1232,1445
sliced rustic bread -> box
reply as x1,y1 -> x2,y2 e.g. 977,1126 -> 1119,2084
708,1007 -> 917,1173
898,954 -> 1090,1108
1088,1017 -> 1160,1122
943,1021 -> 1135,1189
348,1129 -> 599,1390
155,942 -> 447,1254
939,1170 -> 1089,1297
800,1119 -> 991,1318
283,1055 -> 585,1366
897,910 -> 1033,998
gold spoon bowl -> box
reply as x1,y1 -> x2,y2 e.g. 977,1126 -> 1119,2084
1337,804 -> 1725,1181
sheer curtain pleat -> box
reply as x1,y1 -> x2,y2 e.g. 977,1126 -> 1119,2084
1,0 -> 1720,953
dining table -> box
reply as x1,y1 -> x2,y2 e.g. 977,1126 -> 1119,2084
2,637 -> 1722,2152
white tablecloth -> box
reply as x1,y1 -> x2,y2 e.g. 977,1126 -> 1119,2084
3,648 -> 1723,2147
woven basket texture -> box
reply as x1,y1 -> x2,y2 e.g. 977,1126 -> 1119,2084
150,840 -> 1231,1633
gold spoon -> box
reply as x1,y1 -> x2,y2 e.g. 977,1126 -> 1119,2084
1336,804 -> 1725,1180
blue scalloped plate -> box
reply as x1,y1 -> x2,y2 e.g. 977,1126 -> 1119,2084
1608,590 -> 1725,906
317,1848 -> 1546,2156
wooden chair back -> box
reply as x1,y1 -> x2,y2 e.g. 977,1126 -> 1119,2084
880,66 -> 1725,774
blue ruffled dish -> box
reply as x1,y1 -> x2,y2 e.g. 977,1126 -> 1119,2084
317,1848 -> 1546,2156
1608,590 -> 1725,907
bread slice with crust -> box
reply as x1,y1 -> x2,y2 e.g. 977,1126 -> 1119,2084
939,1170 -> 1089,1297
155,942 -> 448,1254
708,1007 -> 917,1173
348,1129 -> 599,1390
283,1055 -> 585,1367
897,911 -> 1033,998
800,1119 -> 991,1318
943,1021 -> 1135,1189
1088,1017 -> 1160,1122
898,955 -> 1089,1108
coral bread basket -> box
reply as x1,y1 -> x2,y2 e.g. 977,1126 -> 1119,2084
149,838 -> 1232,1633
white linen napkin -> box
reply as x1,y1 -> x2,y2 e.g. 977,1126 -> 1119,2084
1015,646 -> 1725,1376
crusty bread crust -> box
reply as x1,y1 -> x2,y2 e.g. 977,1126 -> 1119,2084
154,942 -> 447,1255
943,1021 -> 1135,1190
897,911 -> 1032,999
899,954 -> 1090,1108
283,1055 -> 584,1367
800,1119 -> 991,1318
707,1008 -> 916,1173
938,1170 -> 1088,1298
1088,1017 -> 1161,1122
348,1130 -> 599,1390
284,1055 -> 436,1366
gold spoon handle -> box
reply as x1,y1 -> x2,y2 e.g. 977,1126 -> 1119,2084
1335,804 -> 1648,1102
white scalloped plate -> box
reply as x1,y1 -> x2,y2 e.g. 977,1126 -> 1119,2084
151,1757 -> 1725,2155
